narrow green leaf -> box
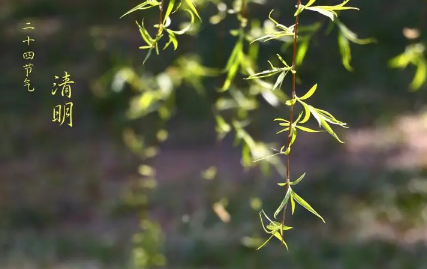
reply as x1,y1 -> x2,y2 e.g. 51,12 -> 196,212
274,118 -> 289,123
163,0 -> 176,24
259,210 -> 270,233
274,186 -> 292,218
306,7 -> 335,21
410,59 -> 427,90
276,127 -> 289,134
224,38 -> 243,71
290,172 -> 306,186
184,0 -> 201,20
164,29 -> 178,50
214,113 -> 231,139
296,37 -> 310,66
285,99 -> 297,106
276,54 -> 290,67
290,193 -> 296,215
142,47 -> 154,64
257,234 -> 274,250
299,84 -> 317,100
305,0 -> 317,7
135,20 -> 155,46
267,221 -> 293,231
272,231 -> 289,250
338,31 -> 353,71
320,115 -> 344,143
299,101 -> 311,123
121,1 -> 160,18
292,191 -> 325,223
222,60 -> 240,91
245,69 -> 282,80
272,71 -> 286,91
170,9 -> 195,35
289,127 -> 297,147
337,21 -> 375,45
296,125 -> 321,132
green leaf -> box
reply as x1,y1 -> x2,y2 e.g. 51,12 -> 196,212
305,0 -> 317,7
224,38 -> 243,71
278,172 -> 306,186
285,99 -> 297,106
299,84 -> 317,100
135,20 -> 155,47
245,69 -> 282,80
272,231 -> 290,250
163,0 -> 176,24
299,101 -> 311,123
274,186 -> 292,218
276,54 -> 290,67
306,7 -> 335,21
290,172 -> 306,185
221,38 -> 243,91
410,59 -> 427,90
184,0 -> 201,21
338,31 -> 353,71
337,21 -> 375,45
304,0 -> 359,21
292,190 -> 325,223
272,71 -> 286,91
319,113 -> 344,143
164,29 -> 178,50
296,125 -> 322,132
290,193 -> 296,215
121,1 -> 160,18
296,37 -> 310,66
214,113 -> 231,139
143,47 -> 154,64
257,234 -> 275,250
170,9 -> 195,35
289,127 -> 297,147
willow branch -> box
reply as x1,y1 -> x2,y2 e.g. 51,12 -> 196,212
280,0 -> 301,244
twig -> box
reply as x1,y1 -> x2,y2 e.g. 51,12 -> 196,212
280,0 -> 301,245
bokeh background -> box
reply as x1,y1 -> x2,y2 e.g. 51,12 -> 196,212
1,0 -> 427,268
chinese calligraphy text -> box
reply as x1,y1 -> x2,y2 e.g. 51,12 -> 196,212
22,22 -> 35,92
52,71 -> 75,127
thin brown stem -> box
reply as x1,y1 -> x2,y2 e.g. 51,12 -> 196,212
280,0 -> 301,244
157,0 -> 164,36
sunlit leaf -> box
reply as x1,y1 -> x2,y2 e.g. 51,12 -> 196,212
299,84 -> 317,100
299,102 -> 311,123
278,172 -> 306,186
184,0 -> 201,20
306,7 -> 335,20
410,59 -> 427,90
290,193 -> 296,215
338,31 -> 353,71
171,9 -> 195,35
296,125 -> 321,132
272,71 -> 286,91
135,20 -> 155,47
292,190 -> 325,223
285,99 -> 297,106
215,113 -> 231,139
302,0 -> 359,21
164,29 -> 178,50
121,1 -> 161,18
274,187 -> 291,218
163,0 -> 176,24
258,210 -> 292,250
337,21 -> 375,45
296,37 -> 310,66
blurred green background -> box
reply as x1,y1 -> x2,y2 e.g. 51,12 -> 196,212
1,0 -> 427,268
